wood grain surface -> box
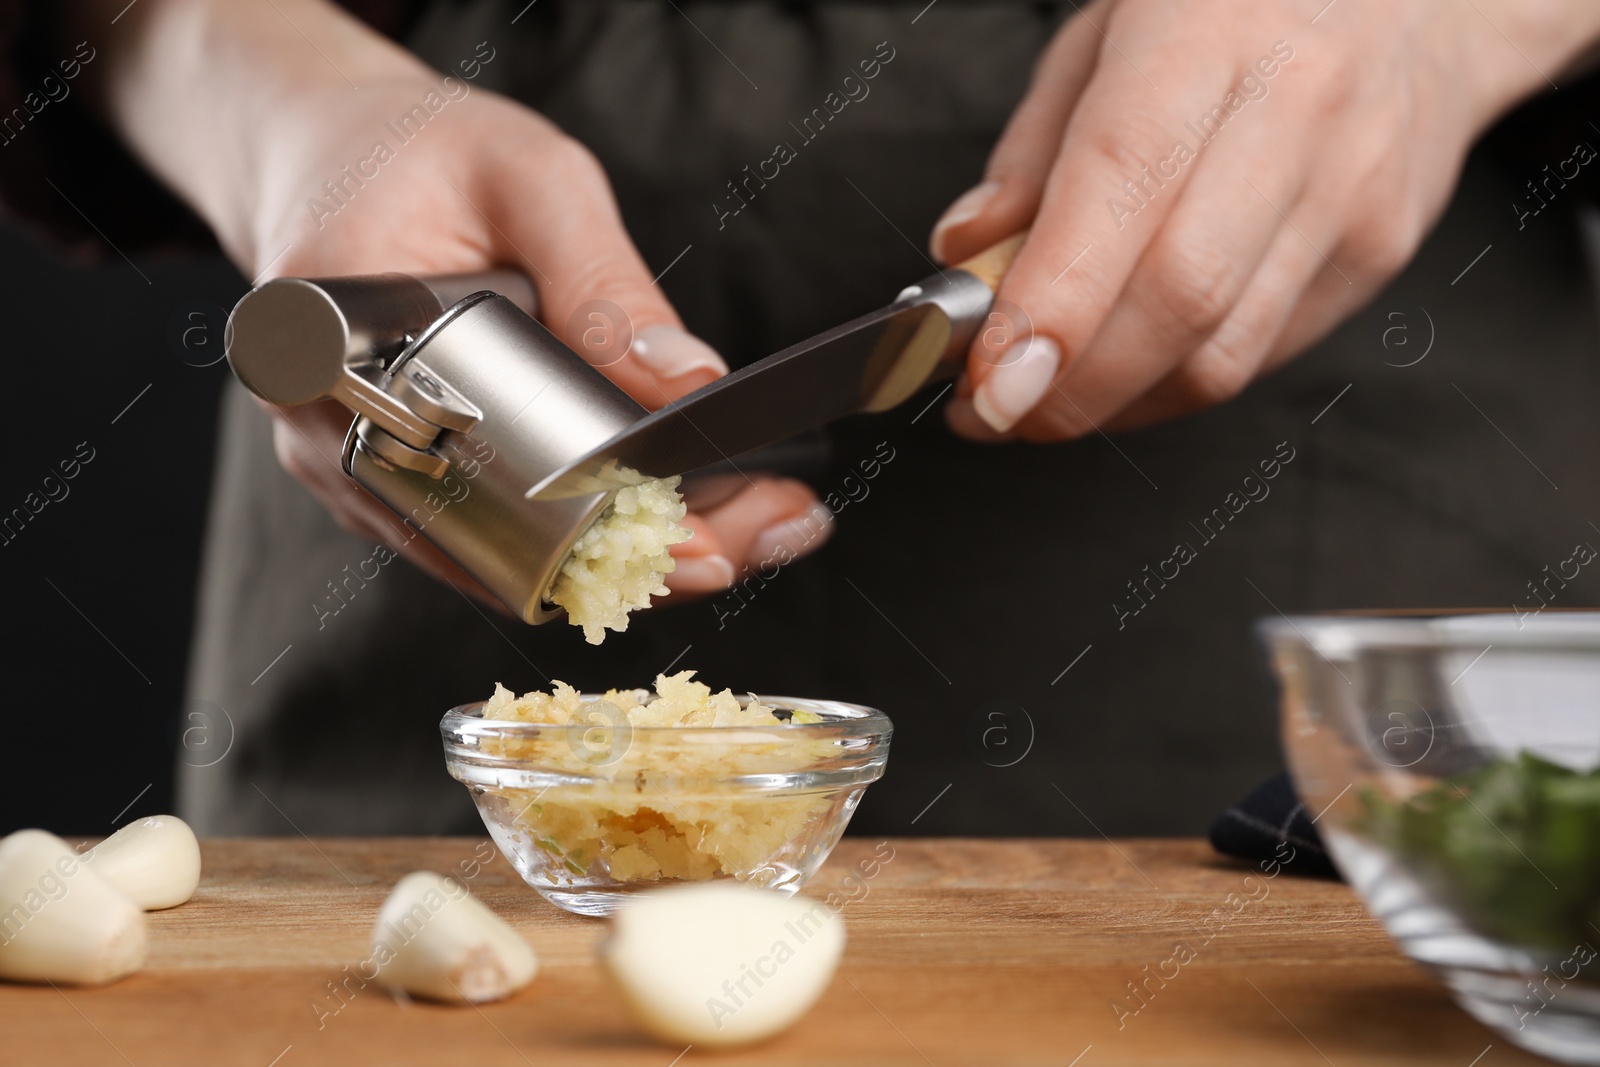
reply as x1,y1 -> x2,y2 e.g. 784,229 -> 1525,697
0,838 -> 1531,1067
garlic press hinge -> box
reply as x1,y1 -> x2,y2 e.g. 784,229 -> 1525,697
227,272 -> 528,476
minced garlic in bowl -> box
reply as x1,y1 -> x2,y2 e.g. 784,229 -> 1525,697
444,672 -> 892,915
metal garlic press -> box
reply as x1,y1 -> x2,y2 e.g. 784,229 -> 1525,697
226,272 -> 643,624
223,238 -> 1016,624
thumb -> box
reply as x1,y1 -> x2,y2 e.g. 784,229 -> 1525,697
482,134 -> 726,408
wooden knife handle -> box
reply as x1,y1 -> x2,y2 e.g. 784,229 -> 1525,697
954,231 -> 1028,292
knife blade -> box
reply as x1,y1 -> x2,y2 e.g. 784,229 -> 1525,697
523,236 -> 1023,501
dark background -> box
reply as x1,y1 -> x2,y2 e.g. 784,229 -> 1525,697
4,50 -> 1598,841
0,223 -> 240,834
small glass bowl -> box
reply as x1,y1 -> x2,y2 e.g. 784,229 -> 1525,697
441,694 -> 891,916
1265,612 -> 1600,1064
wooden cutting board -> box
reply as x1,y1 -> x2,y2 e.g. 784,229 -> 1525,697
0,838 -> 1532,1066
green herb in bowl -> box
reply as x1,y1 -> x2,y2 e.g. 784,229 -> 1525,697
1355,751 -> 1600,953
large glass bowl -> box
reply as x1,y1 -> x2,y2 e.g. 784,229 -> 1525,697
1265,612 -> 1600,1064
442,694 -> 891,916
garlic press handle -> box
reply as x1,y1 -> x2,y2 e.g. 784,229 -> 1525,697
224,271 -> 536,449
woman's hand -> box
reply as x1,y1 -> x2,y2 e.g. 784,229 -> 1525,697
933,0 -> 1600,441
76,0 -> 830,604
248,79 -> 828,601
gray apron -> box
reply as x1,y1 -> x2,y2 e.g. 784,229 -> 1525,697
181,0 -> 1600,835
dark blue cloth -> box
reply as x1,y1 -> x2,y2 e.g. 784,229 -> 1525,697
1209,773 -> 1340,879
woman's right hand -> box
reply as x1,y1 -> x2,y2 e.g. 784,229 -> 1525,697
77,0 -> 832,605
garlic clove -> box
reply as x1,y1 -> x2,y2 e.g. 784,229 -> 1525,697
0,830 -> 146,986
82,815 -> 201,910
601,882 -> 845,1047
371,871 -> 536,1003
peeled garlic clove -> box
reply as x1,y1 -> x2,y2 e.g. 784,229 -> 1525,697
83,815 -> 201,910
371,871 -> 536,1003
0,830 -> 146,986
601,883 -> 845,1047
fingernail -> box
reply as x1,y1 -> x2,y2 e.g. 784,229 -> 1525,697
632,325 -> 729,381
750,505 -> 835,567
931,181 -> 1000,262
667,553 -> 736,592
972,336 -> 1060,433
944,397 -> 1015,442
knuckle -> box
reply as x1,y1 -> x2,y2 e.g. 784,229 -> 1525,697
1144,240 -> 1241,338
1342,216 -> 1419,280
1082,115 -> 1171,191
563,250 -> 644,304
1313,71 -> 1358,118
1173,336 -> 1258,408
542,135 -> 607,184
1307,50 -> 1364,116
558,260 -> 662,351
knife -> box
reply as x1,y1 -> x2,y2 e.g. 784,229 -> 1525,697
524,235 -> 1026,501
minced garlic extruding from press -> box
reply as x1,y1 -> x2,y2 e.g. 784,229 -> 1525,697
549,476 -> 691,645
482,672 -> 828,883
